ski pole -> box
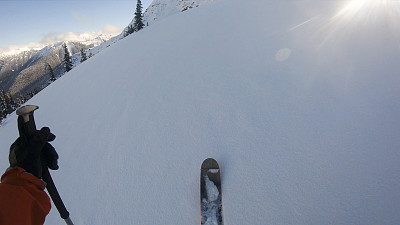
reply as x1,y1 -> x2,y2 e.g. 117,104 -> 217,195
16,105 -> 74,225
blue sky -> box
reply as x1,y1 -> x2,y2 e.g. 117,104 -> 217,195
0,0 -> 152,52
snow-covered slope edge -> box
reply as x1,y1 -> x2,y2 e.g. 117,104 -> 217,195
1,0 -> 399,225
113,0 -> 214,41
143,0 -> 214,26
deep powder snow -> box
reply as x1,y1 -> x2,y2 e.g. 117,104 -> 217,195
0,0 -> 399,224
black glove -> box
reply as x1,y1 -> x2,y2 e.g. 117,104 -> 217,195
9,115 -> 59,179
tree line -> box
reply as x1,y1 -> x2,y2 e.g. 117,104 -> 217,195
1,0 -> 145,125
0,90 -> 29,125
124,0 -> 145,37
58,0 -> 145,74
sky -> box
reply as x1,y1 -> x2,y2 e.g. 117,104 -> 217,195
0,0 -> 153,53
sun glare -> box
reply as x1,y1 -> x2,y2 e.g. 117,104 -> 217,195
336,0 -> 365,17
334,0 -> 400,22
310,0 -> 400,49
328,0 -> 400,31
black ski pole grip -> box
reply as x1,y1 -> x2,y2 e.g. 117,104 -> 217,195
16,105 -> 74,225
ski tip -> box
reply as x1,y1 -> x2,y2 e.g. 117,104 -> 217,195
201,158 -> 219,170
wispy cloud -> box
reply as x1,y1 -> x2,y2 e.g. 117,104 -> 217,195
102,24 -> 123,35
39,25 -> 122,44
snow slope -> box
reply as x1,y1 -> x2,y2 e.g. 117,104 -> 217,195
143,0 -> 214,26
89,0 -> 213,62
1,0 -> 400,224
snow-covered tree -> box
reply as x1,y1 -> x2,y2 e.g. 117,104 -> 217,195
45,63 -> 56,82
125,25 -> 135,37
16,93 -> 25,106
63,43 -> 73,72
0,90 -> 16,119
80,48 -> 87,63
0,90 -> 7,120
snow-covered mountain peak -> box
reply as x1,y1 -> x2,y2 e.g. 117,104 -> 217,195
66,33 -> 114,46
0,47 -> 43,58
0,33 -> 113,60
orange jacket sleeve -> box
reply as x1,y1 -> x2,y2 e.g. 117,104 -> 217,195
0,167 -> 51,225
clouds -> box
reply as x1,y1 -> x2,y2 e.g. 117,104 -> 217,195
0,0 -> 148,55
44,25 -> 122,44
41,31 -> 93,44
102,24 -> 123,35
0,25 -> 123,54
0,42 -> 46,55
39,25 -> 122,44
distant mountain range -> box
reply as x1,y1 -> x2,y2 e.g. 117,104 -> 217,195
0,35 -> 113,97
0,0 -> 213,98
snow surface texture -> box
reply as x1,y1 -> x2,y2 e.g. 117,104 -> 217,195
93,0 -> 214,64
1,0 -> 400,224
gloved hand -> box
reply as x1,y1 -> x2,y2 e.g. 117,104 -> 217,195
9,115 -> 59,179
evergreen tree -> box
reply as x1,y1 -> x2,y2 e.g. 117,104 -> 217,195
5,92 -> 16,113
80,48 -> 87,62
0,90 -> 15,117
134,0 -> 144,32
63,43 -> 73,72
16,93 -> 25,106
46,63 -> 56,82
125,24 -> 135,37
0,90 -> 7,120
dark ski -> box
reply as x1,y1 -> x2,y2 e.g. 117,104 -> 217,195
201,158 -> 223,225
